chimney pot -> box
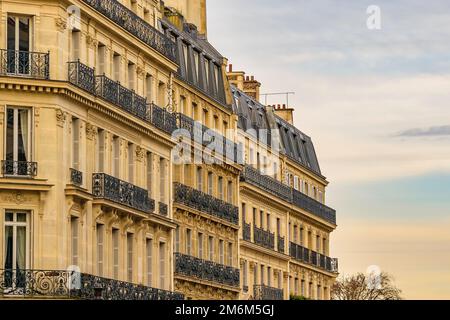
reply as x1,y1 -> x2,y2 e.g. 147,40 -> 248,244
229,64 -> 233,72
251,76 -> 254,81
283,104 -> 286,109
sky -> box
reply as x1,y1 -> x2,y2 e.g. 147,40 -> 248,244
207,0 -> 450,299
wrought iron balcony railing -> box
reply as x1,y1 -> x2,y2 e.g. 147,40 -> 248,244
240,166 -> 292,202
0,269 -> 183,300
95,74 -> 148,121
173,183 -> 239,225
278,236 -> 285,254
243,222 -> 251,241
149,103 -> 178,135
68,61 -> 178,135
253,285 -> 284,300
159,202 -> 168,217
289,242 -> 338,273
81,0 -> 176,61
70,168 -> 83,186
253,225 -> 275,250
174,253 -> 240,288
292,189 -> 337,225
68,60 -> 95,94
241,166 -> 337,225
92,173 -> 155,214
1,160 -> 37,177
0,49 -> 49,79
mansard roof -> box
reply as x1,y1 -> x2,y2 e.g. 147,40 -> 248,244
231,85 -> 323,177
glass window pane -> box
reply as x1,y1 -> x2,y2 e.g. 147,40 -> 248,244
16,226 -> 27,269
5,212 -> 14,222
6,109 -> 14,161
7,17 -> 16,50
17,213 -> 27,222
4,226 -> 14,269
17,109 -> 29,162
19,17 -> 30,52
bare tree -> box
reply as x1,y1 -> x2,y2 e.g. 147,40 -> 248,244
331,272 -> 402,300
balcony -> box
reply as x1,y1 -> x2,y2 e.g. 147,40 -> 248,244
174,253 -> 240,288
173,183 -> 239,225
81,0 -> 176,61
292,189 -> 336,225
1,160 -> 37,178
0,49 -> 49,79
253,285 -> 284,300
278,236 -> 285,254
92,173 -> 155,214
253,225 -> 275,250
289,242 -> 338,273
177,113 -> 242,162
0,269 -> 183,300
70,168 -> 83,186
243,222 -> 251,241
241,166 -> 337,225
68,61 -> 178,135
159,202 -> 168,217
240,166 -> 292,202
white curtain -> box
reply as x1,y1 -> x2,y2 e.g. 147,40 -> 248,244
19,109 -> 29,162
16,226 -> 26,270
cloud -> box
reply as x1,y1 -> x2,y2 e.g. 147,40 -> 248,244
396,125 -> 450,137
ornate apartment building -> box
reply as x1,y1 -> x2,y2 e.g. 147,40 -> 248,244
0,0 -> 337,300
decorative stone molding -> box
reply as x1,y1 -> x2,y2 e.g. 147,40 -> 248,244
0,105 -> 4,125
56,109 -> 67,127
1,191 -> 31,205
86,34 -> 98,49
86,123 -> 97,140
135,146 -> 145,162
136,65 -> 146,79
55,17 -> 67,32
34,108 -> 40,128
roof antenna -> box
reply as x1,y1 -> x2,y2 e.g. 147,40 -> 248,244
260,92 -> 295,106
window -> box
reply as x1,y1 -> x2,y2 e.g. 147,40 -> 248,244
160,158 -> 166,203
5,107 -> 32,176
309,282 -> 313,299
198,233 -> 203,259
186,229 -> 192,255
242,203 -> 247,223
97,224 -> 104,276
204,59 -> 210,88
159,242 -> 166,289
72,118 -> 80,170
260,210 -> 264,229
207,172 -> 213,195
214,64 -> 220,93
208,236 -> 214,261
4,211 -> 30,273
128,143 -> 134,183
301,280 -> 305,296
71,217 -> 79,266
71,30 -> 81,61
146,239 -> 153,286
317,285 -> 322,300
146,152 -> 152,196
127,233 -> 133,282
316,235 -> 321,252
179,96 -> 186,114
192,103 -> 197,120
113,53 -> 121,82
202,109 -> 208,126
128,62 -> 136,91
146,74 -> 153,102
7,16 -> 31,75
266,213 -> 271,231
218,177 -> 223,200
293,225 -> 298,243
193,50 -> 200,83
219,240 -> 224,264
227,181 -> 233,203
175,227 -> 180,253
97,44 -> 106,75
294,176 -> 299,190
182,43 -> 189,77
295,278 -> 299,295
112,229 -> 119,279
243,261 -> 248,290
196,167 -> 203,191
260,265 -> 265,285
277,218 -> 281,237
268,267 -> 272,287
253,208 -> 257,226
323,238 -> 327,255
112,136 -> 120,177
300,228 -> 304,246
96,129 -> 105,172
228,243 -> 233,266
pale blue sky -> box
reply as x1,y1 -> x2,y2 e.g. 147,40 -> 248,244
207,0 -> 450,299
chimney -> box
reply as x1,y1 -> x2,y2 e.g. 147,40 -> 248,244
164,0 -> 208,36
273,104 -> 295,125
243,75 -> 261,102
